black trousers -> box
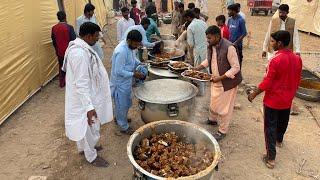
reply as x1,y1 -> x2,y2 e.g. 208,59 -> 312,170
58,56 -> 66,88
264,105 -> 290,160
236,44 -> 243,68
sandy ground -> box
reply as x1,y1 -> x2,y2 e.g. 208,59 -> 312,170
1,0 -> 320,179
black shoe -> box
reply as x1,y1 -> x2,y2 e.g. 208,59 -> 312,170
213,131 -> 226,142
120,127 -> 135,135
91,156 -> 109,167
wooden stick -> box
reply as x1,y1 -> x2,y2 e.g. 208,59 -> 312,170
305,105 -> 320,128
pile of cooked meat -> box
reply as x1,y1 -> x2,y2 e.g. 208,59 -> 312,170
170,61 -> 189,69
184,70 -> 211,81
134,132 -> 214,178
155,52 -> 175,59
153,57 -> 169,62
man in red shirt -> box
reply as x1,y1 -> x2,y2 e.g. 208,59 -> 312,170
248,30 -> 302,169
216,15 -> 230,40
130,0 -> 141,25
51,11 -> 76,88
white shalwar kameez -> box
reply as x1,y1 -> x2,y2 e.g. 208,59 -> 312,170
76,15 -> 105,60
63,38 -> 113,163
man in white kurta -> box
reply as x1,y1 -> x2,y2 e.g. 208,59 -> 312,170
117,7 -> 135,42
63,22 -> 113,167
76,3 -> 105,61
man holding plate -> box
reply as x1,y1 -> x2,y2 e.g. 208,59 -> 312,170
193,25 -> 242,141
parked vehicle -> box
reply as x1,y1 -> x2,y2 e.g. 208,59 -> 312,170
247,0 -> 273,16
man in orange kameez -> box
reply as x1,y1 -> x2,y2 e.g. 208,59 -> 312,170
194,25 -> 242,141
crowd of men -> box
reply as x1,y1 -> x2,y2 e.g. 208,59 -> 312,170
51,1 -> 302,170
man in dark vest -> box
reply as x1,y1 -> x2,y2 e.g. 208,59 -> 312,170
262,4 -> 300,61
194,25 -> 242,141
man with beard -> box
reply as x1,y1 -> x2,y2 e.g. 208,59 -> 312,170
248,30 -> 302,169
117,7 -> 135,43
63,22 -> 113,167
110,30 -> 146,135
262,4 -> 300,61
227,4 -> 247,67
193,25 -> 241,141
76,3 -> 105,60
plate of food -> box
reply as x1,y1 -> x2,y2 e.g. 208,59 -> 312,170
146,58 -> 170,69
181,70 -> 211,82
168,61 -> 192,73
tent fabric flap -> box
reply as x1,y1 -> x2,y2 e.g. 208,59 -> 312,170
0,0 -> 109,124
0,0 -> 59,124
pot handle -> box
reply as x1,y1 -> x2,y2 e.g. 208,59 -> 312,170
167,103 -> 179,117
138,100 -> 145,110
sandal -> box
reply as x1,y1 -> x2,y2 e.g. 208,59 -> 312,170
213,131 -> 226,142
276,141 -> 283,148
262,154 -> 275,169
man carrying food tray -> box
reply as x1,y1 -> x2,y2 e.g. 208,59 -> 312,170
193,25 -> 242,141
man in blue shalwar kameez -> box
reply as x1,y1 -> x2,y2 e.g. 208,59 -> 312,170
110,30 -> 146,135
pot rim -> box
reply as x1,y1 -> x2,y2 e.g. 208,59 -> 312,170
127,120 -> 221,180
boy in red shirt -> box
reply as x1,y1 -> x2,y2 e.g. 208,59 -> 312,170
248,30 -> 302,169
216,15 -> 230,40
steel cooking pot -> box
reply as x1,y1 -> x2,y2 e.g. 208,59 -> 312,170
127,120 -> 221,180
296,70 -> 320,101
133,79 -> 198,123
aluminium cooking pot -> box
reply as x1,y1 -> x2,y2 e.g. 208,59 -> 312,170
296,70 -> 320,101
127,120 -> 221,180
133,79 -> 198,123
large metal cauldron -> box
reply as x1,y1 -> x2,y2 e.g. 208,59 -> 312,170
296,70 -> 320,101
127,120 -> 221,180
134,79 -> 198,123
150,34 -> 177,50
148,48 -> 185,61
